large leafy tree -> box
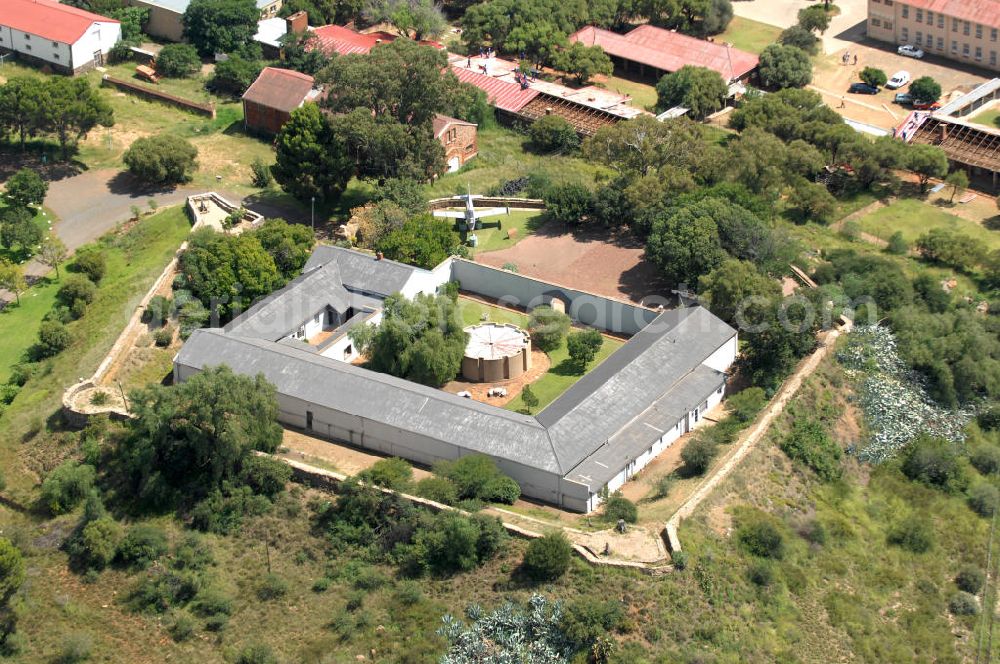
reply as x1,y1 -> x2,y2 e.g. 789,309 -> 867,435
119,366 -> 284,508
330,108 -> 445,181
758,43 -> 812,89
641,0 -> 733,36
461,0 -> 584,54
0,77 -> 46,151
655,65 -> 728,119
362,0 -> 447,39
272,103 -> 353,202
646,204 -> 726,286
123,134 -> 199,184
910,76 -> 942,102
906,143 -> 948,192
699,258 -> 780,325
553,42 -> 613,85
183,0 -> 259,56
41,78 -> 114,160
375,215 -> 461,269
3,168 -> 47,209
583,115 -> 712,177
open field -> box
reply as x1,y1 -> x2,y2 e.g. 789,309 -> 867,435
857,197 -> 1000,250
717,16 -> 783,54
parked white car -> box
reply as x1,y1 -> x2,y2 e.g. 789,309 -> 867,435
897,44 -> 925,59
886,70 -> 911,89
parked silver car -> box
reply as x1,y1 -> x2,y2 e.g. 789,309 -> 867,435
897,44 -> 925,59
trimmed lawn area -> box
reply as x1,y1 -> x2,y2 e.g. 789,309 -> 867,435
857,198 -> 1000,250
599,74 -> 659,110
459,210 -> 546,254
0,205 -> 191,488
717,16 -> 783,54
458,296 -> 531,328
426,127 -> 610,199
969,107 -> 1000,130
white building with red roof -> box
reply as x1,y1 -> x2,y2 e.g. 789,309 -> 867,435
569,24 -> 759,85
0,0 -> 121,75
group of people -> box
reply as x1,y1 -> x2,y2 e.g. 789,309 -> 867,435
842,50 -> 859,65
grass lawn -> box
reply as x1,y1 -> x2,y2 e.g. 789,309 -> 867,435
598,74 -> 659,111
456,210 -> 546,254
457,296 -> 532,328
0,204 -> 191,488
857,197 -> 1000,250
426,127 -> 611,199
968,107 -> 1000,130
717,16 -> 783,54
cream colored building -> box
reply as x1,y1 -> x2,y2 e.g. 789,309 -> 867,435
867,0 -> 1000,72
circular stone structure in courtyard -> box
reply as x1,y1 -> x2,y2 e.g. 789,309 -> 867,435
462,323 -> 532,383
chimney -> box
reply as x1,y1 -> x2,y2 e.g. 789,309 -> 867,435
940,123 -> 948,141
285,11 -> 307,35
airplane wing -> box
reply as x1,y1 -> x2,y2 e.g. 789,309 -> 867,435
471,207 -> 508,219
432,210 -> 468,219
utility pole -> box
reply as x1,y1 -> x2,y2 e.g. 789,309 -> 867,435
310,196 -> 315,237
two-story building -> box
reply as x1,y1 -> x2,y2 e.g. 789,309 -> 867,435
867,0 -> 1000,72
433,114 -> 478,172
0,0 -> 121,75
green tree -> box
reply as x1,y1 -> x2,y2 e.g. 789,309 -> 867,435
910,76 -> 942,102
278,32 -> 329,75
859,67 -> 887,88
681,435 -> 717,474
35,320 -> 72,358
38,235 -> 68,279
40,461 -> 96,514
522,531 -> 573,581
249,218 -> 314,278
376,215 -> 460,269
358,457 -> 413,490
156,44 -> 202,78
362,0 -> 447,39
553,42 -> 613,85
737,513 -> 785,559
0,538 -> 24,605
74,247 -> 107,283
0,77 -> 46,152
797,5 -> 831,33
41,77 -> 114,160
758,43 -> 812,89
778,25 -> 819,54
655,65 -> 728,119
646,204 -> 726,286
699,259 -> 780,326
272,103 -> 353,202
3,168 -> 47,208
566,328 -> 603,369
779,418 -> 842,480
738,295 -> 817,390
945,170 -> 969,203
786,177 -> 836,223
583,115 -> 710,177
528,305 -> 571,352
546,183 -> 594,224
520,384 -> 539,412
208,55 -> 263,95
183,0 -> 259,56
902,435 -> 968,492
330,108 -> 445,181
603,493 -> 637,523
0,260 -> 27,306
528,115 -> 580,152
906,144 -> 948,192
121,366 -> 284,509
123,134 -> 199,185
0,207 -> 42,255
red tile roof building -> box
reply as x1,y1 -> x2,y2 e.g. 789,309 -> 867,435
867,0 -> 1000,71
433,114 -> 478,171
242,67 -> 319,135
568,24 -> 759,83
0,0 -> 121,74
309,24 -> 445,57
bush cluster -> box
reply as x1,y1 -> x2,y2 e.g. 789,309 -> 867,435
431,455 -> 521,505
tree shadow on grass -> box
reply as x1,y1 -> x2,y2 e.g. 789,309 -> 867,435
106,170 -> 184,197
984,215 -> 1000,231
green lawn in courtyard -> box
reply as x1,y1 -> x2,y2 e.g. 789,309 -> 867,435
454,210 -> 546,254
968,107 -> 1000,130
457,297 -> 531,328
717,16 -> 783,54
857,198 -> 1000,250
599,74 -> 659,110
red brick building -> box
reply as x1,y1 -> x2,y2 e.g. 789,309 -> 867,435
242,67 -> 318,135
433,114 -> 478,172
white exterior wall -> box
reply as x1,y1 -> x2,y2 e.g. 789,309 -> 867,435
0,20 -> 120,73
319,333 -> 359,362
703,334 -> 738,373
400,258 -> 454,299
69,21 -> 121,69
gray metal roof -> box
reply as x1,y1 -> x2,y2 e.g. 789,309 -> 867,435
539,307 -> 736,471
565,363 -> 726,487
176,328 -> 560,472
304,245 -> 417,297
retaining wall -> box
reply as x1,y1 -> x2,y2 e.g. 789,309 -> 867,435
101,75 -> 216,117
427,196 -> 545,211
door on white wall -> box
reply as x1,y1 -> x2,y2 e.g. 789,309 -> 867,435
447,156 -> 460,172
93,50 -> 103,66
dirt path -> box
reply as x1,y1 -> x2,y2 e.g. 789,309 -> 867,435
665,321 -> 852,551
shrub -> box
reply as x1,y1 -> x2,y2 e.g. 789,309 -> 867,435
978,406 -> 1000,432
888,515 -> 933,553
153,326 -> 174,347
251,157 -> 274,188
57,633 -> 93,664
779,418 -> 842,481
681,436 -> 718,475
143,295 -> 173,324
956,565 -> 985,594
480,475 -> 520,504
394,579 -> 423,605
559,598 -> 626,651
434,454 -> 519,502
949,591 -> 979,616
603,494 -> 637,524
312,577 -> 330,592
566,328 -> 603,370
189,487 -> 271,534
737,515 -> 786,559
358,457 -> 413,490
117,524 -> 168,569
77,517 -> 125,570
670,550 -> 688,570
887,231 -> 909,255
58,275 -> 96,307
256,573 -> 288,601
528,305 -> 570,352
190,588 -> 233,617
968,482 -> 999,517
8,362 -> 35,387
529,115 -> 580,153
207,55 -> 261,95
235,644 -> 279,664
747,559 -> 775,587
173,533 -> 215,571
0,384 -> 19,405
74,248 -> 106,284
156,43 -> 200,78
728,387 -> 766,423
971,445 -> 1000,475
414,476 -> 458,505
123,134 -> 198,185
545,183 -> 594,224
168,612 -> 196,642
902,436 -> 967,492
40,461 -> 96,515
522,531 -> 573,582
239,455 -> 291,497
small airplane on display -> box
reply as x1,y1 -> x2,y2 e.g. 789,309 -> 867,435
432,186 -> 508,231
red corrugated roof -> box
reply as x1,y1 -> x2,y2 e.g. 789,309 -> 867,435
242,67 -> 315,112
569,25 -> 759,82
897,0 -> 1000,31
0,0 -> 118,44
450,65 -> 540,112
311,25 -> 398,56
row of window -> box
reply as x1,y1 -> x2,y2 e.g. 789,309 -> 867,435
0,34 -> 60,48
877,2 -> 1000,42
900,26 -> 999,64
870,17 -> 895,30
